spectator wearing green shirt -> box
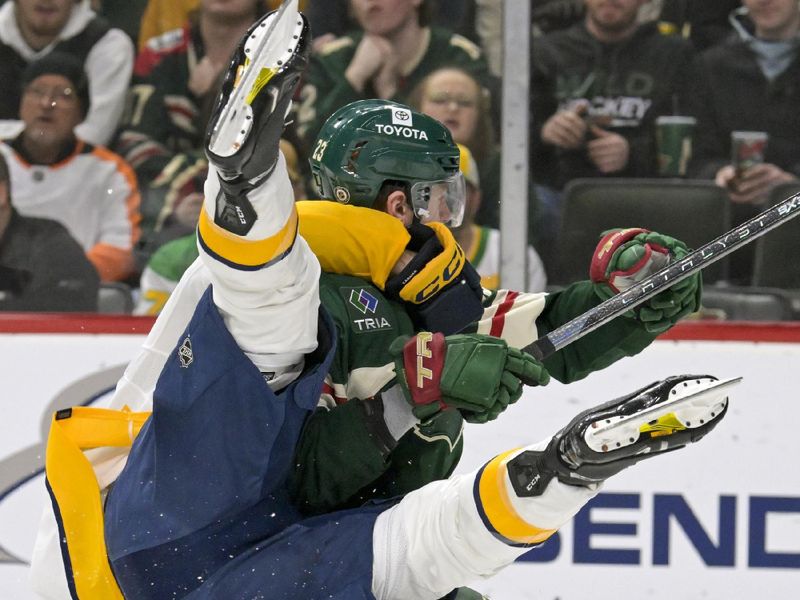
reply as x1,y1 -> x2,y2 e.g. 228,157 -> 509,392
295,0 -> 492,148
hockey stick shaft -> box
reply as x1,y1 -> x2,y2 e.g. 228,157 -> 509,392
524,191 -> 800,361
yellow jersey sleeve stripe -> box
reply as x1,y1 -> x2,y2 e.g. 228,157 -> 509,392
45,407 -> 151,600
474,448 -> 557,547
198,205 -> 298,268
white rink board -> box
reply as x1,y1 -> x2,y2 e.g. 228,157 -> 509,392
457,339 -> 800,599
0,333 -> 139,600
0,331 -> 798,599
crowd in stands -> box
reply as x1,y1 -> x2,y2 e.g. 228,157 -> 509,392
0,0 -> 798,318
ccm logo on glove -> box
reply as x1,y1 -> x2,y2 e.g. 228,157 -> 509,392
412,238 -> 465,303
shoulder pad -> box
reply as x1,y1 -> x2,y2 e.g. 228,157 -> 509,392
449,34 -> 482,61
318,36 -> 356,56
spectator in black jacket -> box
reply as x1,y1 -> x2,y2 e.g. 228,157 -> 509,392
530,0 -> 698,192
688,0 -> 800,284
0,149 -> 98,312
690,0 -> 800,205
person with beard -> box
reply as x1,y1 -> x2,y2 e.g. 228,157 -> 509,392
530,0 -> 698,192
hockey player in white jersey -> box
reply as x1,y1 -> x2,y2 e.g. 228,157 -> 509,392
31,2 -> 734,599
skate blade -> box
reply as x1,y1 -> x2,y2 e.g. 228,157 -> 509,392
208,0 -> 302,158
585,377 -> 741,453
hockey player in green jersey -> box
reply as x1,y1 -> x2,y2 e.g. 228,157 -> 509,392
287,99 -> 702,518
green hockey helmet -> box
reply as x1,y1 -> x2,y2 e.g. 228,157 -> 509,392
308,99 -> 465,226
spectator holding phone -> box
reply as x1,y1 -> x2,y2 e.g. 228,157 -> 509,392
531,0 -> 698,192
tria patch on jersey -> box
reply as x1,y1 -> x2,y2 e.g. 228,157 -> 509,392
352,316 -> 392,332
340,286 -> 394,334
349,288 -> 378,314
178,336 -> 193,368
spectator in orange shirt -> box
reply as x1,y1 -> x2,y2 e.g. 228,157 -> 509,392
0,53 -> 141,282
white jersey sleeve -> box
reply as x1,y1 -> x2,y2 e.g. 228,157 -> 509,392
371,439 -> 599,599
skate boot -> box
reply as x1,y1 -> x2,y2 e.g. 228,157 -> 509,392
508,374 -> 739,497
205,0 -> 310,235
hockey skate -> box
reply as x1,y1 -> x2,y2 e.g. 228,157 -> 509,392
508,374 -> 739,497
205,0 -> 310,234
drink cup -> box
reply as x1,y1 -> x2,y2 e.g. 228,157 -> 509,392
656,116 -> 696,177
731,131 -> 768,176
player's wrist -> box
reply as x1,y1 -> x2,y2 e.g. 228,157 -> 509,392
380,384 -> 420,441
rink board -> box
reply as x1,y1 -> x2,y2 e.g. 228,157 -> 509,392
0,316 -> 798,599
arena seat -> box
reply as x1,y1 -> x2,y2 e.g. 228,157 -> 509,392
97,282 -> 134,314
701,285 -> 794,321
552,178 -> 731,286
751,181 -> 800,290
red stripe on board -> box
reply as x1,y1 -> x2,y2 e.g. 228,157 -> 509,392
658,320 -> 800,343
3,314 -> 800,343
0,313 -> 156,334
489,291 -> 520,337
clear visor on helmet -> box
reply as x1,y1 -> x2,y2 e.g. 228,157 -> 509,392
409,172 -> 466,228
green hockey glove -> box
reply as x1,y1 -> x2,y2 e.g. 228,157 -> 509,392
590,228 -> 702,333
390,332 -> 550,423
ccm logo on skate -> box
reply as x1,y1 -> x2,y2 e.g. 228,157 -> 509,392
521,492 -> 800,569
374,124 -> 429,141
525,473 -> 541,492
235,206 -> 248,225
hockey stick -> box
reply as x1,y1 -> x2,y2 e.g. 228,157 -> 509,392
524,190 -> 800,361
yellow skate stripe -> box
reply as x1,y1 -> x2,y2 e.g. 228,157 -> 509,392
198,206 -> 297,268
246,68 -> 277,105
477,448 -> 557,546
640,413 -> 687,438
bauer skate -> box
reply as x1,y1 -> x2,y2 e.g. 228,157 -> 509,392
508,374 -> 739,497
205,0 -> 310,234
